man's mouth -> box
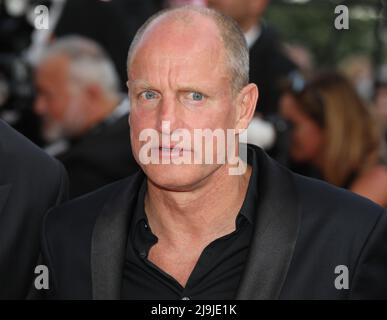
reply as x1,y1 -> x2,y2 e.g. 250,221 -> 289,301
156,146 -> 191,158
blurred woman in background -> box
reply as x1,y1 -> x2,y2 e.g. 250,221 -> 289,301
280,71 -> 387,207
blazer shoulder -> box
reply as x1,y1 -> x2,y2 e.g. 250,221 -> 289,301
0,120 -> 62,176
0,121 -> 68,208
43,174 -> 139,235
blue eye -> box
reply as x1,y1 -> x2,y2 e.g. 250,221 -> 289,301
191,92 -> 204,101
141,91 -> 157,100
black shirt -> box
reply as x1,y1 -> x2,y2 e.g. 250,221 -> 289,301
121,156 -> 259,300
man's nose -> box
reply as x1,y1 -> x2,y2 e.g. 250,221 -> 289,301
156,94 -> 181,133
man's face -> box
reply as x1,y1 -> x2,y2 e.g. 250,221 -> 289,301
34,55 -> 85,141
128,16 -> 239,191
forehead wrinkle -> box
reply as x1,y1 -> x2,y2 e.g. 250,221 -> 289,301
132,47 -> 226,91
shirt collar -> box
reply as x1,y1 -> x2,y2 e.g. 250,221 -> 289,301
132,178 -> 148,229
238,144 -> 259,225
130,179 -> 155,257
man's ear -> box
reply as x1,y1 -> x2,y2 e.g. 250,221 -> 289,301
235,83 -> 259,131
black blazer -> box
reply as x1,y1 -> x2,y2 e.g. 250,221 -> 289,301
39,144 -> 387,299
0,120 -> 68,299
57,115 -> 140,199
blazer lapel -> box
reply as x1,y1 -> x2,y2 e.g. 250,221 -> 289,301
91,172 -> 145,300
236,147 -> 301,299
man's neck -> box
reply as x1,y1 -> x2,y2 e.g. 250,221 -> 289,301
144,163 -> 252,247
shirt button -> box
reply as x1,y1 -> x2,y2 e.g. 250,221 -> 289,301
139,251 -> 147,258
181,297 -> 190,300
144,223 -> 148,229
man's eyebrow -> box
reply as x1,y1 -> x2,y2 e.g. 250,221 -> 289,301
177,85 -> 209,93
127,79 -> 154,88
128,80 -> 212,93
180,84 -> 221,97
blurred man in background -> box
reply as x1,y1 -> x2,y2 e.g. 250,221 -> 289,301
53,0 -> 163,90
0,119 -> 68,299
207,0 -> 297,116
34,36 -> 139,198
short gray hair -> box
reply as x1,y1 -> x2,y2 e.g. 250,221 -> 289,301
39,36 -> 120,97
127,6 -> 249,93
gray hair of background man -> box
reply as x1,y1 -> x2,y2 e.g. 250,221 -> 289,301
39,36 -> 120,98
127,5 -> 249,93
